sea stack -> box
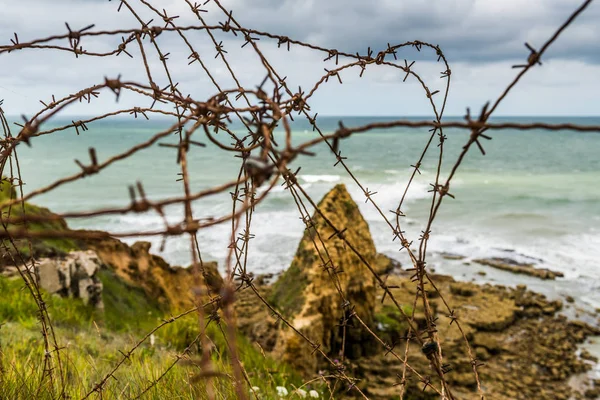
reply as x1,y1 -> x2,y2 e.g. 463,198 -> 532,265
270,183 -> 378,374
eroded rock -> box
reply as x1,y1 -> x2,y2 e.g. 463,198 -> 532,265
363,274 -> 596,399
441,252 -> 466,260
270,183 -> 378,374
374,253 -> 402,276
474,257 -> 564,280
87,239 -> 222,311
231,183 -> 597,399
36,250 -> 103,309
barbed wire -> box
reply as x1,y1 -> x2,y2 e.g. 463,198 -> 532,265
0,0 -> 597,399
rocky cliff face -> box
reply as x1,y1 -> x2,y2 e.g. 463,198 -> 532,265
2,236 -> 223,313
37,250 -> 104,309
86,238 -> 222,312
235,184 -> 599,399
0,182 -> 222,313
2,250 -> 104,309
270,183 -> 378,374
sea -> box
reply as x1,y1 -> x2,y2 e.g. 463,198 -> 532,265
7,116 -> 600,318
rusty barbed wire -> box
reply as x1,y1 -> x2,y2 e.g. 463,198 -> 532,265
0,0 -> 598,399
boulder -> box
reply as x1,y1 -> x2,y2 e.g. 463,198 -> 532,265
374,253 -> 402,275
36,250 -> 103,309
270,184 -> 378,374
440,252 -> 466,260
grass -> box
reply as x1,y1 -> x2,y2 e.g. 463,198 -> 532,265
0,180 -> 326,398
0,273 -> 325,399
0,179 -> 78,261
0,274 -> 97,330
96,269 -> 165,332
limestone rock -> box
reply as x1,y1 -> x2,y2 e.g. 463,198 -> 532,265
36,250 -> 103,309
361,274 -> 597,399
86,239 -> 222,311
374,253 -> 402,276
0,265 -> 20,278
270,184 -> 377,374
473,257 -> 564,280
440,252 -> 466,260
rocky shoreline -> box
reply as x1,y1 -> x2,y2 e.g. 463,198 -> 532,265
233,185 -> 600,399
2,182 -> 600,399
237,271 -> 600,399
440,251 -> 565,280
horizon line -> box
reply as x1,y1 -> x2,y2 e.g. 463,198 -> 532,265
3,114 -> 600,119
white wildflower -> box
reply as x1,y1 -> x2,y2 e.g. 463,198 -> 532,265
295,388 -> 307,398
150,333 -> 155,347
309,390 -> 319,398
276,386 -> 289,397
250,386 -> 260,393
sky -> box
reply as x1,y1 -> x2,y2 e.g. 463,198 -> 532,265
1,0 -> 599,117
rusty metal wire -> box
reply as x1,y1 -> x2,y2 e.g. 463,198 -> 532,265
0,0 -> 598,399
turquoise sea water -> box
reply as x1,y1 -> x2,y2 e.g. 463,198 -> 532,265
8,116 -> 600,311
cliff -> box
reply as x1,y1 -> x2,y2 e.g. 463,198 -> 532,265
0,180 -> 221,313
2,181 -> 599,398
86,238 -> 222,311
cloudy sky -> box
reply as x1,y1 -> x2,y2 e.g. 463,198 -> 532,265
1,0 -> 599,117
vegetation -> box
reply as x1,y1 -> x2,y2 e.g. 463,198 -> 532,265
0,179 -> 78,261
0,178 -> 324,399
374,304 -> 413,345
96,269 -> 165,332
270,259 -> 309,318
0,274 -> 323,399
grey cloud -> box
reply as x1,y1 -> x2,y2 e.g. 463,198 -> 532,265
222,0 -> 600,64
1,0 -> 599,117
4,0 -> 599,65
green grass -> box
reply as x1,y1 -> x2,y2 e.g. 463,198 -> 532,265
269,259 -> 309,318
0,275 -> 98,330
0,179 -> 78,261
0,321 -> 318,399
0,180 -> 326,398
0,274 -> 325,399
97,269 -> 165,332
374,304 -> 414,345
0,178 -> 16,203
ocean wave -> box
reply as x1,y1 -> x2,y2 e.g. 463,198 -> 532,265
259,183 -> 312,195
72,177 -> 600,287
417,228 -> 600,281
493,212 -> 548,221
351,180 -> 431,213
300,174 -> 341,183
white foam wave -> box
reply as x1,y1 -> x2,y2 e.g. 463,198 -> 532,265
300,174 -> 341,183
351,180 -> 431,216
73,173 -> 600,293
412,227 -> 600,282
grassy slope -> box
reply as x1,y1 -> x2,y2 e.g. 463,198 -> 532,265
0,179 -> 78,260
0,273 -> 319,399
0,183 -> 321,398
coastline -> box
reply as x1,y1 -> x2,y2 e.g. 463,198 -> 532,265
2,182 -> 600,398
